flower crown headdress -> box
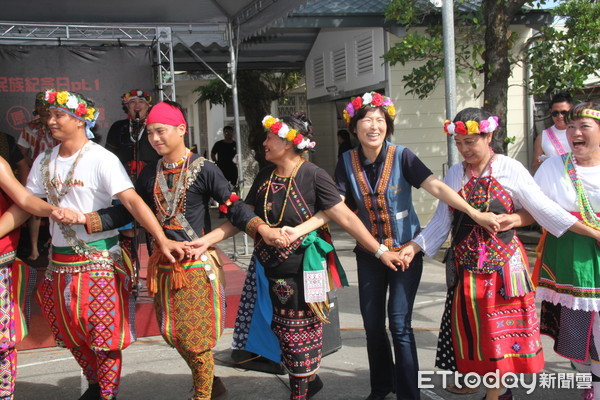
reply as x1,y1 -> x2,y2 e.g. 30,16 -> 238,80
262,115 -> 316,151
444,116 -> 499,136
44,89 -> 98,139
121,89 -> 152,105
343,92 -> 396,125
571,108 -> 600,121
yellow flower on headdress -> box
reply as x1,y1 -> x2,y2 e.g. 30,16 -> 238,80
57,91 -> 69,105
387,105 -> 396,118
263,116 -> 276,129
286,129 -> 297,141
85,107 -> 96,121
342,109 -> 351,124
466,120 -> 479,134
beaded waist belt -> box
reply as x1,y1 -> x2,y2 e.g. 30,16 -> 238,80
48,237 -> 119,274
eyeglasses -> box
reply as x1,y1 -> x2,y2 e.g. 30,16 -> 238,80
551,110 -> 569,117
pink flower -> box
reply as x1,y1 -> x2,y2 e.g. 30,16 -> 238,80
479,119 -> 490,132
345,103 -> 355,117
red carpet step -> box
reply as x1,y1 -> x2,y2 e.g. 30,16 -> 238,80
17,245 -> 247,351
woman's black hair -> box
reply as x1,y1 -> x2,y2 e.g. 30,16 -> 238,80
348,105 -> 395,139
282,111 -> 315,154
337,129 -> 351,143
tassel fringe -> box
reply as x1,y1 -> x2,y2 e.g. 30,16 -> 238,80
308,301 -> 331,323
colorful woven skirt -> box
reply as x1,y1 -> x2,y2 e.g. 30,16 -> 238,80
154,258 -> 225,351
452,270 -> 544,375
0,257 -> 36,349
37,252 -> 134,351
537,231 -> 600,311
269,274 -> 323,377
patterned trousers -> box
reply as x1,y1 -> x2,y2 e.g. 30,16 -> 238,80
37,267 -> 133,400
154,262 -> 225,400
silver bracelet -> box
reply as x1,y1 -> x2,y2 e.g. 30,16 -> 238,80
374,243 -> 389,259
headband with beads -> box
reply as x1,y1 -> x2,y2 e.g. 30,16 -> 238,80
571,108 -> 600,121
262,115 -> 316,151
444,116 -> 499,136
343,92 -> 396,125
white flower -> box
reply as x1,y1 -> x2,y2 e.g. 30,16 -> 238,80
278,124 -> 290,138
262,115 -> 274,125
362,92 -> 373,105
446,122 -> 456,135
66,95 -> 79,110
487,117 -> 498,132
297,139 -> 308,149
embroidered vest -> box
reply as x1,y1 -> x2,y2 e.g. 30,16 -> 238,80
342,143 -> 420,250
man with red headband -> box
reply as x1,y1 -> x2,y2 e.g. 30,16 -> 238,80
71,101 -> 285,400
25,90 -> 186,400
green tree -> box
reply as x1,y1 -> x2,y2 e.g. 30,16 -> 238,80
195,70 -> 302,168
383,0 -> 546,153
526,0 -> 600,97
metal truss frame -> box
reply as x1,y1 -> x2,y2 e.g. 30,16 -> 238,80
0,22 -> 175,100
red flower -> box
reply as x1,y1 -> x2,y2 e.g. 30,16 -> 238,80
351,97 -> 363,110
292,133 -> 304,145
270,122 -> 282,134
47,92 -> 57,103
371,93 -> 384,107
75,104 -> 87,117
454,121 -> 467,135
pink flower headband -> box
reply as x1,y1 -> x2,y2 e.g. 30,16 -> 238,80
444,116 -> 499,136
343,92 -> 396,125
262,115 -> 316,151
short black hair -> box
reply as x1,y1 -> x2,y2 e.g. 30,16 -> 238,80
549,92 -> 573,108
337,129 -> 351,143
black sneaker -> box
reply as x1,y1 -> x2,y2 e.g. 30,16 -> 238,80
307,375 -> 323,399
78,383 -> 100,400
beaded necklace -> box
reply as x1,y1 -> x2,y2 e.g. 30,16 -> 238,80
154,150 -> 191,224
263,158 -> 304,227
162,155 -> 187,170
129,119 -> 146,143
40,141 -> 120,271
562,152 -> 600,229
46,141 -> 91,204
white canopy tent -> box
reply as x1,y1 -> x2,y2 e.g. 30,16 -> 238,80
2,0 -> 312,255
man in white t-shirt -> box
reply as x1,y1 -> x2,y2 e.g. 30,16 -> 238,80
26,89 -> 185,400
